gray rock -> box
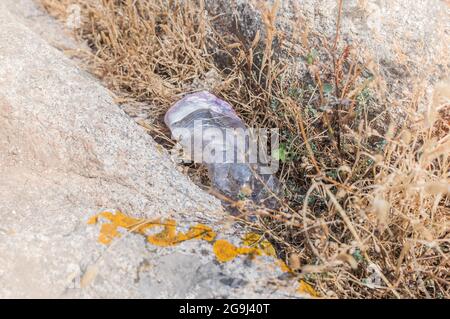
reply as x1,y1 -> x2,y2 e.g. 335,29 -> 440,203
0,0 -> 300,298
205,0 -> 449,119
206,0 -> 448,71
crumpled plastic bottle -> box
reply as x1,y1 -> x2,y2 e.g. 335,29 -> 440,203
165,91 -> 279,207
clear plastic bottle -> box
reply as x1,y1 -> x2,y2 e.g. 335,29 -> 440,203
165,91 -> 279,207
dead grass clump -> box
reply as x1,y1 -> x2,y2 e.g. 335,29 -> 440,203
39,0 -> 449,298
40,0 -> 217,144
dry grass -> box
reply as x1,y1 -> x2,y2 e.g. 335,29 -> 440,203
39,0 -> 449,298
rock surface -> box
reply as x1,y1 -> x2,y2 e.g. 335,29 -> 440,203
206,0 -> 449,117
207,0 -> 448,65
0,0 -> 300,298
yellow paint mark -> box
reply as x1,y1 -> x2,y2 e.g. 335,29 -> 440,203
212,234 -> 291,273
239,233 -> 292,274
297,280 -> 319,297
87,211 -> 315,295
276,259 -> 292,273
89,211 -> 151,244
147,219 -> 216,246
213,239 -> 261,262
99,223 -> 119,245
242,232 -> 277,257
88,211 -> 216,246
87,215 -> 98,225
89,212 -> 287,271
